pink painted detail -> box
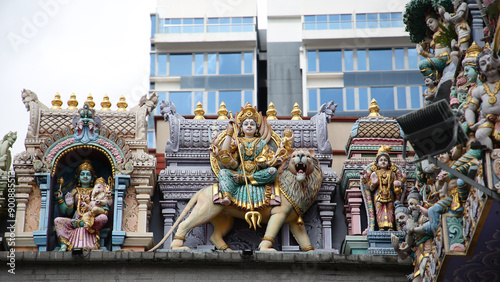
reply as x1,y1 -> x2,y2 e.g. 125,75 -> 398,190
46,138 -> 75,162
344,186 -> 363,235
97,139 -> 123,163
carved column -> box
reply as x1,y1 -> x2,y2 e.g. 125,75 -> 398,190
161,200 -> 177,249
318,201 -> 336,249
135,185 -> 153,233
344,181 -> 363,235
468,4 -> 483,46
112,174 -> 130,251
33,173 -> 51,251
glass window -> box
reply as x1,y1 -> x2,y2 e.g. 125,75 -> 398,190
243,17 -> 253,23
411,86 -> 421,109
220,25 -> 230,32
356,14 -> 366,21
244,52 -> 253,74
244,91 -> 253,105
231,25 -> 242,32
319,50 -> 342,72
367,14 -> 377,20
220,18 -> 230,24
232,17 -> 242,24
151,15 -> 157,37
304,15 -> 315,22
397,87 -> 406,109
150,54 -> 156,76
208,53 -> 217,74
369,49 -> 393,71
317,15 -> 327,22
208,91 -> 216,114
195,54 -> 204,74
371,87 -> 394,110
408,48 -> 418,69
242,25 -> 253,32
357,49 -> 367,71
317,22 -> 327,30
208,18 -> 219,24
207,26 -> 219,33
309,89 -> 318,112
305,23 -> 315,30
170,54 -> 192,76
169,91 -> 192,115
183,26 -> 193,33
329,22 -> 340,29
220,91 -> 241,113
395,49 -> 405,70
158,54 -> 167,75
308,51 -> 317,72
344,50 -> 354,71
219,53 -> 241,75
359,88 -> 368,110
346,88 -> 355,110
147,131 -> 155,149
320,88 -> 343,111
194,91 -> 203,106
194,18 -> 204,24
183,18 -> 193,24
329,14 -> 339,21
171,18 -> 181,25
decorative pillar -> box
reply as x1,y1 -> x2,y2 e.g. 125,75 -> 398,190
112,174 -> 130,250
135,185 -> 153,233
468,3 -> 484,46
33,173 -> 51,251
344,181 -> 363,235
318,201 -> 336,249
161,200 -> 177,249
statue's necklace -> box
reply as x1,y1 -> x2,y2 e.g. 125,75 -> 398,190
483,80 -> 500,105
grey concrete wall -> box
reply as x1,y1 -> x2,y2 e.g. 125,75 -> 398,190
0,251 -> 411,281
267,42 -> 303,116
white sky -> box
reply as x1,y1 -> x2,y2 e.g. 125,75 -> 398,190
0,0 -> 156,157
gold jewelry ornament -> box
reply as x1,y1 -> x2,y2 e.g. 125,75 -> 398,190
236,102 -> 262,127
484,80 -> 500,105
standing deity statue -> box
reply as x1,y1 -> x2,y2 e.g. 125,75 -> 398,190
439,0 -> 470,54
465,48 -> 500,148
361,146 -> 407,232
54,160 -> 112,251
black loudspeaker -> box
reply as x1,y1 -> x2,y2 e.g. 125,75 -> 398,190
396,100 -> 468,158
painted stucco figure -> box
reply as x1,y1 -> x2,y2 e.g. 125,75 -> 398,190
439,0 -> 470,54
0,131 -> 17,173
72,103 -> 101,144
54,160 -> 112,251
361,145 -> 406,232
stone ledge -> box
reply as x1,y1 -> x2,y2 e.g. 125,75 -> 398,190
0,251 -> 411,269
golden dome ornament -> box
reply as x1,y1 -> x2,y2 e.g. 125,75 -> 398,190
85,94 -> 95,109
67,93 -> 78,110
117,95 -> 128,111
291,103 -> 302,120
368,99 -> 381,117
217,102 -> 228,120
51,92 -> 63,109
266,102 -> 278,120
101,94 -> 111,111
194,102 -> 205,119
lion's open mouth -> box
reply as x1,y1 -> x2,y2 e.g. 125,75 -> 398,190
295,162 -> 307,182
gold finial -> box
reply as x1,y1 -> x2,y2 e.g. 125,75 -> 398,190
217,102 -> 228,119
368,99 -> 381,117
291,103 -> 302,120
51,92 -> 63,109
85,94 -> 95,109
266,102 -> 278,120
67,93 -> 78,110
194,102 -> 205,119
117,95 -> 128,111
101,94 -> 111,111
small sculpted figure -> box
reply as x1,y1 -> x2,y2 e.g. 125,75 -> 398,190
81,177 -> 112,230
0,131 -> 16,172
439,0 -> 470,54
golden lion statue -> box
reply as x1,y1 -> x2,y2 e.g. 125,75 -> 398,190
149,149 -> 323,252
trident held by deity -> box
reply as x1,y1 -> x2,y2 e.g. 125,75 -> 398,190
229,111 -> 262,230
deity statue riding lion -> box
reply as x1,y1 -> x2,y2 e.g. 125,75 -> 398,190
150,103 -> 325,252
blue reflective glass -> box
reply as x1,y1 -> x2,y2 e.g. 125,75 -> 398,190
308,51 -> 316,72
170,26 -> 181,33
183,26 -> 193,33
341,22 -> 352,29
194,92 -> 203,109
380,21 -> 390,28
357,49 -> 367,70
329,22 -> 340,29
171,18 -> 181,24
232,17 -> 242,24
408,48 -> 418,69
169,92 -> 192,115
219,53 -> 241,74
243,17 -> 253,23
320,88 -> 343,111
208,53 -> 217,74
317,15 -> 327,22
367,21 -> 377,28
367,14 -> 377,20
391,12 -> 402,20
207,26 -> 219,33
319,50 -> 342,72
244,91 -> 253,105
158,54 -> 167,75
170,54 -> 192,76
208,92 -> 216,114
395,49 -> 404,69
194,18 -> 204,24
397,87 -> 406,109
305,23 -> 316,30
346,88 -> 355,110
391,20 -> 402,27
183,18 -> 193,24
148,115 -> 155,129
150,54 -> 156,76
359,88 -> 368,110
219,91 -> 241,113
220,17 -> 230,24
371,87 -> 394,110
242,25 -> 253,32
379,13 -> 390,20
147,131 -> 155,149
356,22 -> 366,29
369,49 -> 392,71
344,50 -> 354,71
356,14 -> 366,21
232,25 -> 242,32
208,18 -> 219,24
317,23 -> 327,30
305,15 -> 315,22
195,54 -> 204,74
341,14 -> 351,21
151,15 -> 157,36
220,25 -> 230,32
194,26 -> 204,33
309,89 -> 318,112
410,87 -> 421,109
329,14 -> 339,21
244,52 -> 253,74
163,19 -> 169,24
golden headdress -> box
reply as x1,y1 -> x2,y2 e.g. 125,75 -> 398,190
236,102 -> 262,126
377,145 -> 392,156
462,42 -> 482,67
77,159 -> 95,175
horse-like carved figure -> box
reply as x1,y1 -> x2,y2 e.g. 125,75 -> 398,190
149,149 -> 323,252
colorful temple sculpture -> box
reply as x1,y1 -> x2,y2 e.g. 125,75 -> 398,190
158,101 -> 338,251
10,90 -> 158,251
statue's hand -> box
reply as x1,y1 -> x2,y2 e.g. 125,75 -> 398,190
65,192 -> 74,206
416,44 -> 423,55
394,180 -> 402,187
227,118 -> 236,135
370,172 -> 378,185
390,233 -> 399,249
55,191 -> 62,200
